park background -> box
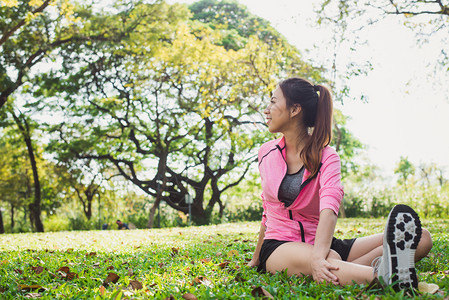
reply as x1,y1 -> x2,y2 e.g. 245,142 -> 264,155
1,0 -> 449,233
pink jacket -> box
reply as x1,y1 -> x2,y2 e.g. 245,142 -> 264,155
259,137 -> 344,245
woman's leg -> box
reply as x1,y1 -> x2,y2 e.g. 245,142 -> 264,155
347,229 -> 433,266
266,241 -> 374,285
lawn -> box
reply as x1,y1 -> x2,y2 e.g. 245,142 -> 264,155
0,218 -> 448,299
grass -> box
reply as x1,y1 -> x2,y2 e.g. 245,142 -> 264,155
0,218 -> 448,299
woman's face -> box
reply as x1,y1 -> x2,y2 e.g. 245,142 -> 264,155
264,87 -> 293,133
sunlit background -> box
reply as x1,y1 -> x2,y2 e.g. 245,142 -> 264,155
170,0 -> 449,180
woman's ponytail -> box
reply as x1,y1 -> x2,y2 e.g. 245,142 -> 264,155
279,78 -> 334,179
300,84 -> 333,178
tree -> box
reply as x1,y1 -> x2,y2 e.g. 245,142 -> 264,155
0,125 -> 36,232
317,0 -> 449,66
40,0 -> 322,226
0,0 -> 82,109
395,156 -> 416,187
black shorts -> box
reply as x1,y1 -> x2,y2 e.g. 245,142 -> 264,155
257,237 -> 357,273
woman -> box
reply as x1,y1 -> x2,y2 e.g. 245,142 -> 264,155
248,77 -> 432,289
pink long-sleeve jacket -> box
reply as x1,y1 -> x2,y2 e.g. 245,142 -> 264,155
259,137 -> 344,245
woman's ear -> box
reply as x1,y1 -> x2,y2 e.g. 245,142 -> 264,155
290,104 -> 302,117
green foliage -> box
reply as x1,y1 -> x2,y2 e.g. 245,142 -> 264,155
395,156 -> 416,186
43,214 -> 71,232
0,219 -> 447,298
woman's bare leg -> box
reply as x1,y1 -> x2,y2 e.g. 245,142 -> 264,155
266,242 -> 374,286
347,229 -> 433,266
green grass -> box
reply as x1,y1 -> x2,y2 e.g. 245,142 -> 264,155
0,219 -> 448,299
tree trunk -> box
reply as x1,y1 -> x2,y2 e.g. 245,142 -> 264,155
0,209 -> 4,234
148,196 -> 161,229
85,191 -> 94,220
12,111 -> 44,232
10,204 -> 14,231
28,203 -> 35,231
148,176 -> 168,229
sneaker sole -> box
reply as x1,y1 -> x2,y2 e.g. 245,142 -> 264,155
386,204 -> 422,291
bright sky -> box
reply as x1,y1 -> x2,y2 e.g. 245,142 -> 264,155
168,0 -> 449,179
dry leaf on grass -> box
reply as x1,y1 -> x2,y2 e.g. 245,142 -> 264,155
418,282 -> 439,294
164,295 -> 176,300
251,286 -> 274,299
19,285 -> 46,292
217,261 -> 229,269
182,292 -> 198,300
128,280 -> 143,290
227,250 -> 239,257
31,266 -> 44,275
200,258 -> 211,264
25,293 -> 42,298
102,272 -> 120,287
99,285 -> 106,296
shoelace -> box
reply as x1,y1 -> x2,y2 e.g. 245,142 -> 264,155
371,256 -> 382,278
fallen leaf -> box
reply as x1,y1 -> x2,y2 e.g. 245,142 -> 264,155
99,285 -> 106,296
66,272 -> 78,281
217,261 -> 229,269
25,293 -> 42,298
200,258 -> 211,264
103,272 -> 120,287
127,268 -> 133,277
182,293 -> 198,300
31,266 -> 44,275
164,295 -> 175,300
86,252 -> 97,257
215,251 -> 222,257
66,248 -> 74,253
19,285 -> 45,292
57,266 -> 70,274
14,269 -> 23,274
171,247 -> 179,255
418,282 -> 439,294
251,286 -> 274,299
107,266 -> 114,270
128,280 -> 143,290
227,250 -> 239,257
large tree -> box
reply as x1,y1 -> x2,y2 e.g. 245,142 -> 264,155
40,0 -> 322,226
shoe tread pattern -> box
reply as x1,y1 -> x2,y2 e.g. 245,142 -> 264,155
386,204 -> 422,291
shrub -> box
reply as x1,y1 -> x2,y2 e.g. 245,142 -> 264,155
43,214 -> 71,232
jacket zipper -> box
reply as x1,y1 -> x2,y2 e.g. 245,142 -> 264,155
276,144 -> 306,243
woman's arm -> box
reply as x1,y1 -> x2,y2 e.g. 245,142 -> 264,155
310,208 -> 339,284
248,222 -> 266,267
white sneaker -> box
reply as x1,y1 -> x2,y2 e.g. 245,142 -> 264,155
374,204 -> 422,290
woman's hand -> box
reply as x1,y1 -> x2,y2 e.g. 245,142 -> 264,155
310,258 -> 339,285
247,257 -> 259,268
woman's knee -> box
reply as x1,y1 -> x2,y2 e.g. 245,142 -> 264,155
327,249 -> 342,261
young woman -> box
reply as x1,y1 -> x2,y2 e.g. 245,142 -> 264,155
248,77 -> 433,289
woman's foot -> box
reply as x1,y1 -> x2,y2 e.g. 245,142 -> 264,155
374,204 -> 422,290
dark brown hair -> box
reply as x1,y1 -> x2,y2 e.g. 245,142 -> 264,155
279,77 -> 333,178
